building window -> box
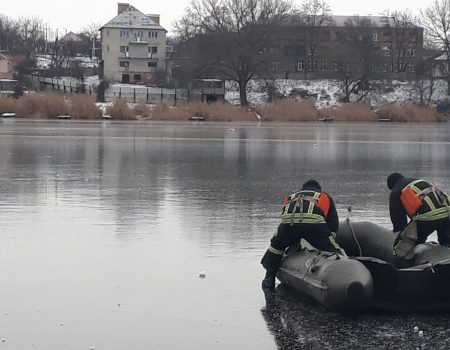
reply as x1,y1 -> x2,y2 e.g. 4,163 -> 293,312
408,63 -> 415,72
272,61 -> 280,70
372,63 -> 379,72
297,61 -> 304,71
119,61 -> 129,67
134,74 -> 141,82
408,48 -> 417,57
334,62 -> 339,71
397,48 -> 406,57
149,31 -> 158,38
120,30 -> 129,37
270,46 -> 280,55
149,46 -> 158,53
148,61 -> 157,67
306,60 -> 317,72
383,48 -> 391,57
134,31 -> 144,39
120,46 -> 129,53
372,33 -> 378,41
397,63 -> 405,72
320,60 -> 328,71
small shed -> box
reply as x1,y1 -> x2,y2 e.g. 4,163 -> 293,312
190,79 -> 225,103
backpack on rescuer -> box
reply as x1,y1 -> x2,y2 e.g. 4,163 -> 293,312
400,180 -> 449,218
283,191 -> 330,219
400,186 -> 423,218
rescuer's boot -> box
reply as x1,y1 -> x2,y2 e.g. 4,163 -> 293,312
261,272 -> 276,292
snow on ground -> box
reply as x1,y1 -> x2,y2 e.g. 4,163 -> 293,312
36,55 -> 53,70
36,54 -> 98,70
84,75 -> 99,86
225,79 -> 449,108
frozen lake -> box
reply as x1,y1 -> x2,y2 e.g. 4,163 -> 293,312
0,119 -> 450,349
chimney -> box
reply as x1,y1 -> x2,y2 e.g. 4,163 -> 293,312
118,3 -> 129,15
147,14 -> 160,25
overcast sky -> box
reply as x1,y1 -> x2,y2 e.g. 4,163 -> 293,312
1,0 -> 430,34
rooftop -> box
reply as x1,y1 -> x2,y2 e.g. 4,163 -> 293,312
101,4 -> 166,32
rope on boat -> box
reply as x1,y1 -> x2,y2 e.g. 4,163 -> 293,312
346,217 -> 362,257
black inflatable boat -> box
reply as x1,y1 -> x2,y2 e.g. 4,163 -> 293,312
277,221 -> 450,311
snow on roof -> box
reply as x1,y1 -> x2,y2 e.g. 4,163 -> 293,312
101,4 -> 166,31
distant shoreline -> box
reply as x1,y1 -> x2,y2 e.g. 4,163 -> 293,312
0,93 -> 447,123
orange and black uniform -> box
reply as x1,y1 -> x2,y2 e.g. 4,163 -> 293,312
261,181 -> 345,277
389,176 -> 450,245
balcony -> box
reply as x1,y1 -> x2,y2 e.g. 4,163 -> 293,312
129,39 -> 148,45
119,53 -> 159,60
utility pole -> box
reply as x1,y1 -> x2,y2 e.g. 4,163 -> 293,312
91,36 -> 96,63
45,24 -> 48,54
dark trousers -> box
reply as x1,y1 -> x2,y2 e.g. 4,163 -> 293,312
261,223 -> 343,275
417,218 -> 450,245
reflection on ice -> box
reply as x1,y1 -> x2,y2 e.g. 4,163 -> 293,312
0,121 -> 450,349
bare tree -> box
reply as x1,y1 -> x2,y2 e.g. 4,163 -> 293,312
174,0 -> 292,106
79,21 -> 103,60
412,53 -> 440,105
381,9 -> 420,74
50,36 -> 70,77
336,17 -> 381,102
81,22 -> 102,41
421,0 -> 450,94
296,0 -> 332,78
0,15 -> 20,51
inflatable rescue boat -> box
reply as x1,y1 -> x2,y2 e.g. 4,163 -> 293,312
277,221 -> 450,312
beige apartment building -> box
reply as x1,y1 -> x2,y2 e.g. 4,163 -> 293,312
100,3 -> 167,83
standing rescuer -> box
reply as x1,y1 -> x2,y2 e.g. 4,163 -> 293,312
387,172 -> 450,260
261,179 -> 346,291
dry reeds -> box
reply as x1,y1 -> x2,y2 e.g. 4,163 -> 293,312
376,104 -> 440,122
0,97 -> 17,114
69,95 -> 101,119
15,93 -> 69,118
106,98 -> 134,119
132,101 -> 152,119
150,103 -> 186,120
319,103 -> 377,122
256,99 -> 317,121
150,102 -> 255,121
2,91 -> 445,123
187,102 -> 255,121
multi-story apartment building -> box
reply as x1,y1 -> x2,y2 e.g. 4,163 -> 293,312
175,15 -> 424,81
100,3 -> 167,83
269,15 -> 423,80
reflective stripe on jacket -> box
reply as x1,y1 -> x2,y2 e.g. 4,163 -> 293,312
400,179 -> 450,221
281,190 -> 330,225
